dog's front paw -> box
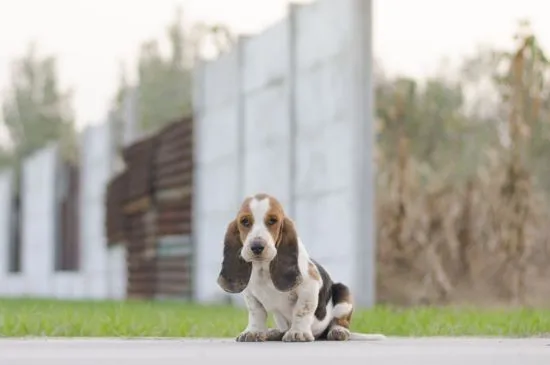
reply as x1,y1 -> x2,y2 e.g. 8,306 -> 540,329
282,329 -> 314,342
236,331 -> 267,342
327,326 -> 350,341
265,328 -> 285,341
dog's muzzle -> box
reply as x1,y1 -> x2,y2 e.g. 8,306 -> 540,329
249,238 -> 265,256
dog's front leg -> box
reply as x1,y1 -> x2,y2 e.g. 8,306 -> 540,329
282,286 -> 318,342
236,292 -> 268,342
263,312 -> 289,341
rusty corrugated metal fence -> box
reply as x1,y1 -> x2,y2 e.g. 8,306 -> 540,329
105,116 -> 194,300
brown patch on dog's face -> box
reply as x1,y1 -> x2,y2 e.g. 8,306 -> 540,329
235,194 -> 285,244
236,197 -> 253,242
237,194 -> 285,242
228,193 -> 302,290
264,196 -> 285,245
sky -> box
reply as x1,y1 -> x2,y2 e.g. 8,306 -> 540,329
0,0 -> 549,130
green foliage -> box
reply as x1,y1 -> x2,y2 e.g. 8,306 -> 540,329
375,74 -> 497,182
108,62 -> 130,151
1,43 -> 77,166
376,20 -> 550,195
132,7 -> 193,135
457,20 -> 550,194
109,6 -> 235,146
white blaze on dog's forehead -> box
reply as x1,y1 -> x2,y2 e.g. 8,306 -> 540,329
249,197 -> 270,224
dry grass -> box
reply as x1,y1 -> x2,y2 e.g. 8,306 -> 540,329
375,151 -> 550,308
375,28 -> 550,308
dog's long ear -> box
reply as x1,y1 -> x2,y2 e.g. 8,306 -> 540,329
270,217 -> 302,292
217,220 -> 252,293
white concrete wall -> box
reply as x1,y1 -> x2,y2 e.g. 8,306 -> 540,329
79,122 -> 126,299
293,0 -> 358,288
241,19 -> 293,210
106,244 -> 127,299
0,144 -> 65,297
193,0 -> 375,306
0,0 -> 374,305
193,50 -> 243,303
0,170 -> 15,291
21,144 -> 59,296
192,15 -> 295,304
0,121 -> 126,300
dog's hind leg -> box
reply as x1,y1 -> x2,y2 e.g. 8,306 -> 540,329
326,283 -> 353,341
326,283 -> 386,341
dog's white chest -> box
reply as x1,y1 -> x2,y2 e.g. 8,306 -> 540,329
247,264 -> 296,315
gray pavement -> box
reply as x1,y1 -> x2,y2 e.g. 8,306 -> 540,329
0,337 -> 549,365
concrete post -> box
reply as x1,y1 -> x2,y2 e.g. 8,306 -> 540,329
350,0 -> 376,308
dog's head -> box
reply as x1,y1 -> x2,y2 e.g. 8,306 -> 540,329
217,193 -> 302,294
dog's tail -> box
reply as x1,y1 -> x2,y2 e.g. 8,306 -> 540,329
348,332 -> 387,341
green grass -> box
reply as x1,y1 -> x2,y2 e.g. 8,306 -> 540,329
0,298 -> 548,337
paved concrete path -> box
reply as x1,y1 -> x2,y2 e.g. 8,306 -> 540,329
0,337 -> 549,365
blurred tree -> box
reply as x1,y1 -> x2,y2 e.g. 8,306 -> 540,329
188,21 -> 235,60
109,6 -> 235,142
375,74 -> 497,181
136,46 -> 189,132
0,147 -> 13,169
501,21 -> 550,195
461,20 -> 550,194
108,62 -> 130,150
1,43 -> 77,168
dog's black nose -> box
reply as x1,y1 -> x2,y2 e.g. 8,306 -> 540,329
250,240 -> 265,255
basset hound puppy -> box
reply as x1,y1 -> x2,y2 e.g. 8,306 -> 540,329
217,193 -> 386,342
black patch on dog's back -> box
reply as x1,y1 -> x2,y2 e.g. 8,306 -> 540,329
311,259 -> 333,321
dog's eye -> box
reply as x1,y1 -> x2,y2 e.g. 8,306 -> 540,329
240,217 -> 251,227
267,217 -> 278,226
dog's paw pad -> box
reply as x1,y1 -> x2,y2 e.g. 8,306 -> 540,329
282,330 -> 314,342
236,331 -> 267,342
327,326 -> 350,341
265,329 -> 285,341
